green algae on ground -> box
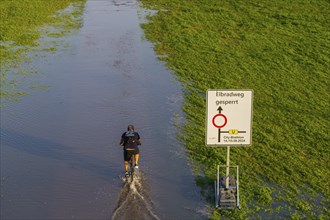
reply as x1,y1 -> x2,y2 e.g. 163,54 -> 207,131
140,0 -> 330,219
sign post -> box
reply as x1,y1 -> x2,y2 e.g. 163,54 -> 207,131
208,89 -> 253,209
226,146 -> 230,188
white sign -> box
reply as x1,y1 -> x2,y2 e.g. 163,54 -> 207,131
206,89 -> 253,146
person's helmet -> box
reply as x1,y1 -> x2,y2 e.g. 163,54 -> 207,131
127,124 -> 134,131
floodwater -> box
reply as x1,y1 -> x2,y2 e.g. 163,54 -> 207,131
0,0 -> 207,219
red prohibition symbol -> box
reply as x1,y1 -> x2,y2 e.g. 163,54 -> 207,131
212,114 -> 228,128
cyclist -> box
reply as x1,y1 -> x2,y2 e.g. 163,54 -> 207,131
119,124 -> 141,177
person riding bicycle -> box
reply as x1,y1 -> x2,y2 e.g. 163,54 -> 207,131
119,124 -> 141,177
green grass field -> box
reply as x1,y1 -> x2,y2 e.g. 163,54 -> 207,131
0,0 -> 85,103
140,0 -> 329,219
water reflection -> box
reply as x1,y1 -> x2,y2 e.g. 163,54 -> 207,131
1,128 -> 116,181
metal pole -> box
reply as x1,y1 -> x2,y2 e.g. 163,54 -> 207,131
214,180 -> 217,207
216,165 -> 219,207
237,165 -> 240,209
226,146 -> 230,188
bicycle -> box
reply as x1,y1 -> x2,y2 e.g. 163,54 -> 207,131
126,154 -> 139,182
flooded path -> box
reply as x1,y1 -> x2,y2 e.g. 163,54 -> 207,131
1,0 -> 206,219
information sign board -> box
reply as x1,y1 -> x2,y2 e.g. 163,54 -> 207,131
206,89 -> 253,146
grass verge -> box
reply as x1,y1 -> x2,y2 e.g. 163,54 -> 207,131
0,0 -> 86,104
140,0 -> 329,219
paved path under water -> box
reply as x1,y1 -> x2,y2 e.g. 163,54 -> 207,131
1,0 -> 207,219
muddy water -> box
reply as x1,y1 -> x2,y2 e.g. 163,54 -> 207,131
0,0 -> 207,219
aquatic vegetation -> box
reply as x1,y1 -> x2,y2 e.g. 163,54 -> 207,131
140,0 -> 329,218
0,0 -> 86,105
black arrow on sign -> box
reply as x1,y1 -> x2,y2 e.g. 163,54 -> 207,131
217,106 -> 223,142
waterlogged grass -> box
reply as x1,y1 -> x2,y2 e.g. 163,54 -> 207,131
140,0 -> 329,219
0,0 -> 86,104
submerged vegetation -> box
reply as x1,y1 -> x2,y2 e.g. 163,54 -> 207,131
0,0 -> 86,104
140,0 -> 329,219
